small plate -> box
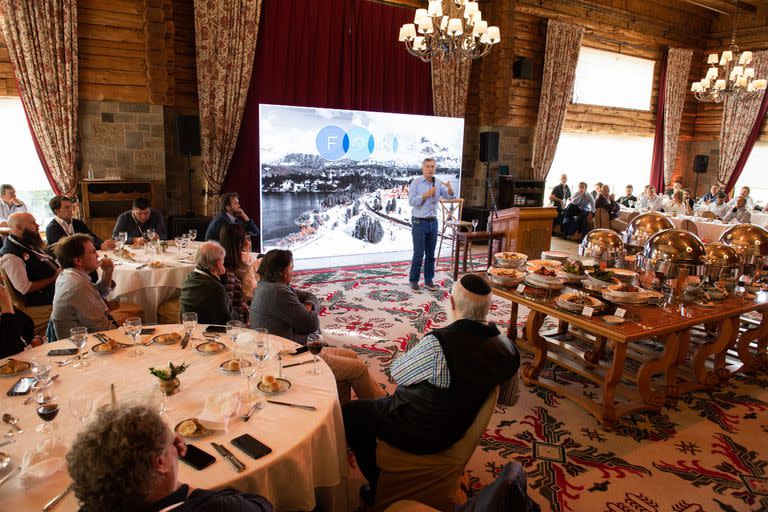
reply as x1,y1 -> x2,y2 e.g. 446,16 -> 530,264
524,274 -> 563,290
91,341 -> 122,355
527,259 -> 562,269
693,300 -> 716,308
0,359 -> 30,377
257,378 -> 292,394
219,358 -> 251,374
195,341 -> 226,355
602,315 -> 626,325
151,333 -> 182,345
174,418 -> 214,439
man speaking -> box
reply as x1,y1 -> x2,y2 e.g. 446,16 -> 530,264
408,158 -> 454,291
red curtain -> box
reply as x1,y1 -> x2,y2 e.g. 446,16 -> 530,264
649,50 -> 668,193
724,91 -> 768,195
224,0 -> 433,219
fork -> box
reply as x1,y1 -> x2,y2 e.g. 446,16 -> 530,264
241,402 -> 264,421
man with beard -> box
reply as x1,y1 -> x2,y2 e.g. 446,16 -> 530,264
0,213 -> 60,305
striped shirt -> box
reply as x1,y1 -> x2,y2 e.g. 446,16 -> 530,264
0,201 -> 27,222
390,334 -> 450,388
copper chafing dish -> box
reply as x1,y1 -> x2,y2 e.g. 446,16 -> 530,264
622,212 -> 674,251
637,229 -> 707,279
578,229 -> 624,265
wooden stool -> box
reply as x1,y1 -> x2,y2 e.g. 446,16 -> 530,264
452,231 -> 505,280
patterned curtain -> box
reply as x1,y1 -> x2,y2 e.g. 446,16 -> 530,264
431,2 -> 471,117
0,0 -> 78,196
194,0 -> 262,215
663,48 -> 693,185
531,20 -> 584,181
718,51 -> 768,188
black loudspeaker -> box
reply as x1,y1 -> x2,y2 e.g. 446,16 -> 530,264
512,57 -> 533,79
479,132 -> 499,163
176,115 -> 201,156
693,155 -> 709,174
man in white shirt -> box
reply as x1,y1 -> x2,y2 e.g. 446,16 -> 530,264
0,184 -> 27,227
638,186 -> 663,211
701,192 -> 729,218
727,186 -> 754,210
723,197 -> 752,224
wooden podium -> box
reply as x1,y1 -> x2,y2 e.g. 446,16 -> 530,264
491,207 -> 557,260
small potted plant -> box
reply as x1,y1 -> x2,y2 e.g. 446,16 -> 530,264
149,362 -> 190,395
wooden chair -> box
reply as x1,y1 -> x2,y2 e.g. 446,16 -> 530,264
0,266 -> 51,336
593,208 -> 611,230
679,219 -> 699,236
157,296 -> 181,324
374,387 -> 500,512
437,199 -> 472,263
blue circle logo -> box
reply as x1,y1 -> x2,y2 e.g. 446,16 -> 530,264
345,127 -> 374,161
315,125 -> 347,160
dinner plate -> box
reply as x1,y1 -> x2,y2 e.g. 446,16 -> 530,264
257,377 -> 292,394
487,268 -> 524,288
541,250 -> 570,262
91,341 -> 122,355
526,272 -> 563,286
150,333 -> 182,345
602,292 -> 649,305
494,252 -> 527,268
606,268 -> 637,282
585,271 -> 620,288
602,315 -> 625,325
524,274 -> 564,290
556,293 -> 603,313
527,259 -> 562,269
174,418 -> 214,439
195,341 -> 226,355
219,358 -> 251,374
0,359 -> 30,377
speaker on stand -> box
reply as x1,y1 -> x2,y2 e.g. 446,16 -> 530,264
480,131 -> 500,264
175,115 -> 201,217
693,154 -> 708,198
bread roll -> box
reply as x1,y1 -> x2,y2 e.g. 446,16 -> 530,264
179,420 -> 197,436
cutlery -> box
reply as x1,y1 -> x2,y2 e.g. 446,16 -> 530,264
2,414 -> 22,433
42,485 -> 73,512
180,332 -> 191,350
58,353 -> 87,366
0,466 -> 21,488
0,439 -> 16,448
266,400 -> 316,411
282,359 -> 314,368
211,443 -> 245,473
241,402 -> 264,422
135,264 -> 148,270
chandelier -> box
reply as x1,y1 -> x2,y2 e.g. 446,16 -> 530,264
397,1 -> 500,63
691,1 -> 766,103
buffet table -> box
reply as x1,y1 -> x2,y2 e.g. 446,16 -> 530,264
0,325 -> 346,511
101,243 -> 198,323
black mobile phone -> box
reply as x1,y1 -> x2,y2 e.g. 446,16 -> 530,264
140,328 -> 157,335
204,325 -> 227,333
7,377 -> 36,396
231,434 -> 272,460
294,346 -> 309,355
179,444 -> 216,470
47,348 -> 78,356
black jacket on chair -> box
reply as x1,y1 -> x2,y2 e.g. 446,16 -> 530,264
0,235 -> 58,306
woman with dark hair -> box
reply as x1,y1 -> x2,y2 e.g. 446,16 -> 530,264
219,224 -> 255,324
250,249 -> 385,404
1,283 -> 42,358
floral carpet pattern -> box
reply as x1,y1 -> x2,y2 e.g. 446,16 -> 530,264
293,259 -> 768,511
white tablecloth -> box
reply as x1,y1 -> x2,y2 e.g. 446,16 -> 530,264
102,243 -> 198,323
0,325 -> 347,511
617,208 -> 736,242
750,211 -> 768,229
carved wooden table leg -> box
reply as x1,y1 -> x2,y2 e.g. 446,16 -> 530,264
735,312 -> 768,373
584,335 -> 607,364
600,340 -> 628,431
507,302 -> 519,341
693,316 -> 738,388
462,237 -> 470,275
521,310 -> 547,384
452,236 -> 460,280
665,330 -> 690,403
637,331 -> 681,408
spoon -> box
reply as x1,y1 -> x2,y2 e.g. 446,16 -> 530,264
2,414 -> 22,434
241,402 -> 264,421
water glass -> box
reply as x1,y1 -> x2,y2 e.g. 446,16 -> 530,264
240,355 -> 259,401
69,395 -> 93,423
118,232 -> 128,246
146,228 -> 156,241
174,236 -> 183,250
69,326 -> 90,368
182,312 -> 198,339
114,236 -> 124,251
307,332 -> 324,375
181,233 -> 190,249
253,328 -> 269,369
188,229 -> 197,241
124,317 -> 143,357
471,219 -> 479,232
226,320 -> 243,356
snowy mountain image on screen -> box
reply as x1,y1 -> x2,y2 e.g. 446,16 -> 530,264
259,104 -> 464,261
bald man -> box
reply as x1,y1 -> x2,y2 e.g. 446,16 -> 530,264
0,213 -> 60,305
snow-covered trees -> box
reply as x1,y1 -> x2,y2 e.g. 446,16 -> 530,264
352,215 -> 384,243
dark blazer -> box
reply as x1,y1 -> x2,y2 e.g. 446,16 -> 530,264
249,281 -> 319,343
112,209 -> 167,241
617,195 -> 637,207
0,310 -> 34,358
179,268 -> 235,325
205,212 -> 260,241
0,235 -> 58,306
45,218 -> 104,247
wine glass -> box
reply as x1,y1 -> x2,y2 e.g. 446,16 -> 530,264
181,233 -> 190,249
253,328 -> 269,371
471,219 -> 479,232
30,357 -> 56,402
36,403 -> 59,435
307,332 -> 324,375
124,317 -> 143,357
68,395 -> 93,423
226,320 -> 242,358
240,355 -> 259,401
182,312 -> 198,340
146,228 -> 156,241
114,236 -> 124,251
118,232 -> 128,248
174,236 -> 183,251
188,229 -> 197,241
69,326 -> 89,368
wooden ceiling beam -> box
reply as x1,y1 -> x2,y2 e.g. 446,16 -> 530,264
676,0 -> 757,16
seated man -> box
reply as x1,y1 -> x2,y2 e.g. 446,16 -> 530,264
0,184 -> 27,227
702,192 -> 730,218
51,234 -> 120,339
0,213 -> 60,306
699,184 -> 720,204
179,241 -> 235,324
590,182 -> 603,201
638,186 -> 663,211
561,181 -> 594,239
723,197 -> 751,224
727,186 -> 754,210
617,184 -> 637,207
112,197 -> 167,244
342,274 -> 520,501
66,403 -> 273,511
205,192 -> 260,243
665,179 -> 683,198
595,184 -> 627,232
45,195 -> 115,249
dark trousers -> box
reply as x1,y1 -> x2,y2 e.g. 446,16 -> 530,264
561,204 -> 591,237
342,397 -> 395,492
409,218 -> 438,284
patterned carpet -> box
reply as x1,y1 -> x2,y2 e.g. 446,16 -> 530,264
293,258 -> 768,512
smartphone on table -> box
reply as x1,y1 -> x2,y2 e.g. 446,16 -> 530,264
47,348 -> 79,356
231,434 -> 272,460
179,444 -> 216,470
7,377 -> 36,396
204,325 -> 227,334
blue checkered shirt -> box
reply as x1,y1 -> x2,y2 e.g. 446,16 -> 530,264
390,334 -> 450,388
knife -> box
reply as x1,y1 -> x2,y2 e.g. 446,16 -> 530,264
267,399 -> 316,411
0,439 -> 15,448
42,485 -> 72,512
211,443 -> 245,472
282,359 -> 313,368
180,332 -> 191,350
0,465 -> 20,488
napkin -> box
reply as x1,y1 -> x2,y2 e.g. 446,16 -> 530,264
19,437 -> 67,488
197,391 -> 241,432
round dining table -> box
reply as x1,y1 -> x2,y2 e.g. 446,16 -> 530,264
101,242 -> 198,323
0,325 -> 347,511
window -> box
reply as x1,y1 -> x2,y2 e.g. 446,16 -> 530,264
0,98 -> 54,227
545,132 -> 654,201
572,47 -> 655,111
734,142 -> 768,204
